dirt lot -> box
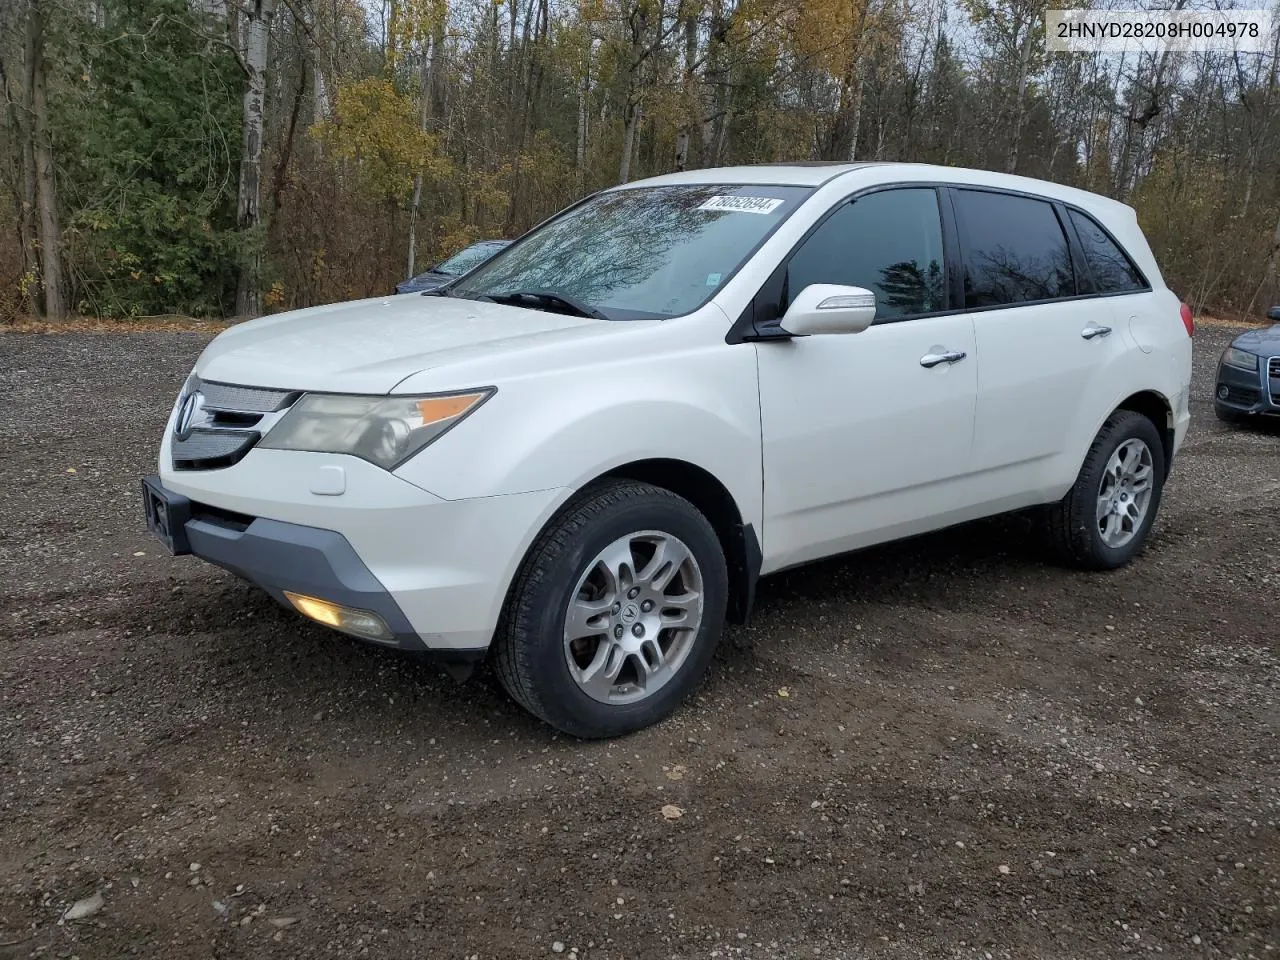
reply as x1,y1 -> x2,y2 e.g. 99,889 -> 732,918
0,324 -> 1277,960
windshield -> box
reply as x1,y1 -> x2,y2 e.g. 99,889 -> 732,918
435,242 -> 506,276
450,184 -> 812,320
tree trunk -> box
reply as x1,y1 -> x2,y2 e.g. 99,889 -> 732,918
1005,29 -> 1033,174
674,131 -> 689,171
234,0 -> 277,318
618,99 -> 639,183
845,77 -> 863,161
407,34 -> 437,279
25,0 -> 65,319
507,0 -> 546,229
575,58 -> 589,195
488,2 -> 499,87
311,58 -> 330,161
617,0 -> 650,184
712,90 -> 730,164
0,51 -> 39,315
269,56 -> 306,219
429,18 -> 446,117
21,112 -> 38,304
310,69 -> 329,161
701,0 -> 727,164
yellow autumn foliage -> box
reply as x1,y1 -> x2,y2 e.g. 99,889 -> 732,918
311,78 -> 451,202
387,0 -> 449,66
789,0 -> 888,78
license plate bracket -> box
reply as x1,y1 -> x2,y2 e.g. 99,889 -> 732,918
141,476 -> 192,555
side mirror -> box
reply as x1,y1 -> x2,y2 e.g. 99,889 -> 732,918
1267,305 -> 1280,322
779,284 -> 877,336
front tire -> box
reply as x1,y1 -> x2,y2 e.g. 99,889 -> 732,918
1047,410 -> 1166,570
494,480 -> 728,739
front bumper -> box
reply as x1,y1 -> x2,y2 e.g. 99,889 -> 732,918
1214,358 -> 1280,416
149,447 -> 566,654
144,476 -> 426,648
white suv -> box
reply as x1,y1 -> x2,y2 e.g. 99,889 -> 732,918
143,162 -> 1194,738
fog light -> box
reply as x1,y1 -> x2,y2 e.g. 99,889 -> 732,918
1218,385 -> 1230,399
283,591 -> 394,642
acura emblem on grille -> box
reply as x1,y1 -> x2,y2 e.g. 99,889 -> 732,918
174,390 -> 208,440
170,379 -> 291,471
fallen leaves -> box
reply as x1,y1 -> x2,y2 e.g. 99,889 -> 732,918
660,804 -> 684,821
664,764 -> 686,781
5,315 -> 233,334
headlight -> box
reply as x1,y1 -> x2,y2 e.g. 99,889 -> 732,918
1221,347 -> 1258,372
260,389 -> 493,469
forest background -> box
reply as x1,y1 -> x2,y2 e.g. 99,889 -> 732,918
3,0 -> 1279,322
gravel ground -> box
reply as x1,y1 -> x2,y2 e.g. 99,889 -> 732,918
0,324 -> 1277,960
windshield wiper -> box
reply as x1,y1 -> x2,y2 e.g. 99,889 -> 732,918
482,289 -> 612,321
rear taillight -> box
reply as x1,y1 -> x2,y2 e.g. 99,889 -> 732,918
1179,302 -> 1195,337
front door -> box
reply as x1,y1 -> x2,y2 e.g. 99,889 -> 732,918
756,187 -> 979,572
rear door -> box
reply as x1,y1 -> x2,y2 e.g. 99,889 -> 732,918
952,188 -> 1132,499
756,187 -> 979,571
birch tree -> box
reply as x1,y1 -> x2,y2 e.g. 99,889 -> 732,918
235,0 -> 277,317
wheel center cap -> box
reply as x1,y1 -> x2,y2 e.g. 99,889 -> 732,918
621,603 -> 640,623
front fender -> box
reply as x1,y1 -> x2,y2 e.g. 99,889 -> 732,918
393,344 -> 764,530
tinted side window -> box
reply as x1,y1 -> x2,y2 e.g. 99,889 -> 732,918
954,190 -> 1074,308
785,188 -> 946,320
1068,209 -> 1146,293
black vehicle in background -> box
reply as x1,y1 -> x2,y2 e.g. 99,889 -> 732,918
395,240 -> 512,295
1214,305 -> 1280,422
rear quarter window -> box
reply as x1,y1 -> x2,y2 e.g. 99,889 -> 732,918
1067,209 -> 1148,294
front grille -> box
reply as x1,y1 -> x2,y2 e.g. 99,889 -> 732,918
1221,384 -> 1260,406
173,378 -> 299,471
1269,357 -> 1280,380
201,381 -> 299,413
172,430 -> 261,470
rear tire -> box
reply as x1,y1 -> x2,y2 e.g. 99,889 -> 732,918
494,480 -> 728,739
1047,410 -> 1166,570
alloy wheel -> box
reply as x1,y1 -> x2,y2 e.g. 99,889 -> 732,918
1095,438 -> 1155,549
563,530 -> 704,705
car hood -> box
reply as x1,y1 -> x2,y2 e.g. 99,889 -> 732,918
1233,323 -> 1280,355
195,295 -> 612,393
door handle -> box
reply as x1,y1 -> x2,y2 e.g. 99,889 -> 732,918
1081,324 -> 1112,340
919,350 -> 967,368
